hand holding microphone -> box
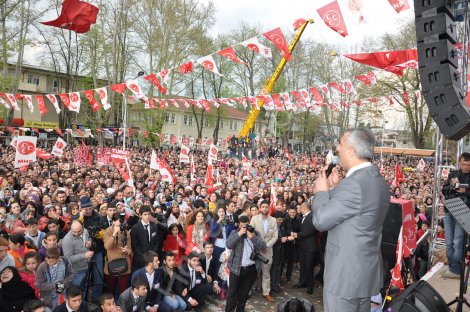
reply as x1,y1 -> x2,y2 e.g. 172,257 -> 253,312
315,156 -> 340,193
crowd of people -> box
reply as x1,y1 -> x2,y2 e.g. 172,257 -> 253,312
0,137 -> 448,312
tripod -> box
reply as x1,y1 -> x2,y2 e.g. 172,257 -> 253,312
83,249 -> 106,302
444,198 -> 470,312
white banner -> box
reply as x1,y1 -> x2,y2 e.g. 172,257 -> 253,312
15,136 -> 37,168
51,137 -> 67,157
179,144 -> 190,163
68,92 -> 81,113
209,144 -> 218,161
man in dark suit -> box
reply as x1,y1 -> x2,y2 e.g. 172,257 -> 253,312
52,286 -> 89,312
131,251 -> 171,312
118,276 -> 148,312
290,202 -> 318,294
200,242 -> 222,295
313,128 -> 390,311
177,252 -> 212,310
281,204 -> 301,283
270,211 -> 286,293
131,205 -> 167,270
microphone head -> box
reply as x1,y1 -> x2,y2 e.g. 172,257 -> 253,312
331,156 -> 339,165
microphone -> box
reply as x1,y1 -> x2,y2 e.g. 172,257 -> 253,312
325,156 -> 339,178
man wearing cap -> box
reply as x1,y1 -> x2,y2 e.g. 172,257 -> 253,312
25,217 -> 46,249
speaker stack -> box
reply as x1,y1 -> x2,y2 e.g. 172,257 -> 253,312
415,0 -> 470,140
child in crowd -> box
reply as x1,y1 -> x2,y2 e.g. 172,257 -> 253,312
19,251 -> 40,298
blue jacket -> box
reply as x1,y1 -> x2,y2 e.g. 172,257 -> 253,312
210,219 -> 235,243
131,268 -> 171,312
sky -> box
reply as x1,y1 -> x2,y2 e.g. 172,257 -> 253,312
205,0 -> 415,51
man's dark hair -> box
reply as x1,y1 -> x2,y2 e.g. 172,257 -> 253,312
203,241 -> 213,248
132,275 -> 149,290
260,199 -> 270,206
46,247 -> 61,258
143,251 -> 159,266
193,199 -> 205,209
188,251 -> 200,260
283,298 -> 307,312
99,293 -> 114,305
460,152 -> 470,162
45,231 -> 58,240
23,299 -> 46,312
163,251 -> 174,260
139,205 -> 151,214
65,286 -> 82,299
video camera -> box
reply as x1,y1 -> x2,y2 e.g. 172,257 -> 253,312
250,250 -> 269,264
245,224 -> 255,233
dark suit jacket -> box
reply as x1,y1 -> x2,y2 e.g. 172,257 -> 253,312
200,255 -> 217,284
132,268 -> 165,309
52,302 -> 89,312
176,263 -> 209,304
131,221 -> 167,268
296,212 -> 317,252
284,215 -> 302,247
118,287 -> 146,312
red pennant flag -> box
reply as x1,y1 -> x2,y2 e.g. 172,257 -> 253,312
31,128 -> 40,134
36,149 -> 53,160
263,27 -> 292,61
293,18 -> 308,31
40,0 -> 99,33
110,83 -> 126,94
388,0 -> 410,13
7,127 -> 15,133
393,163 -> 404,187
403,92 -> 410,105
83,90 -> 101,112
76,129 -> 84,137
143,131 -> 149,138
36,95 -> 48,117
144,74 -> 167,94
15,93 -> 24,100
344,49 -> 418,76
355,71 -> 377,85
317,0 -> 349,37
205,157 -> 214,187
329,81 -> 347,93
269,185 -> 277,216
179,62 -> 193,74
308,87 -> 324,105
217,47 -> 246,65
55,129 -> 63,137
58,93 -> 71,110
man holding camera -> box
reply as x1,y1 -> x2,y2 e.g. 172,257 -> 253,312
35,247 -> 74,310
225,215 -> 267,312
250,199 -> 278,302
442,152 -> 470,278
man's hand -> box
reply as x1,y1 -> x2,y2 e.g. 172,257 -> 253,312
281,237 -> 287,243
112,306 -> 122,312
238,225 -> 247,237
189,299 -> 198,307
291,232 -> 298,239
182,288 -> 187,297
207,275 -> 212,283
246,230 -> 255,239
147,307 -> 157,312
85,251 -> 94,259
327,166 -> 340,188
314,166 -> 330,193
213,284 -> 221,294
451,177 -> 459,188
287,236 -> 295,241
195,266 -> 204,274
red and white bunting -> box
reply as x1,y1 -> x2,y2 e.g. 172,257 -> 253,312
0,97 -> 10,109
96,87 -> 111,110
179,62 -> 193,75
58,94 -> 71,110
144,74 -> 167,95
110,83 -> 126,94
196,55 -> 222,76
317,0 -> 349,37
46,94 -> 61,113
218,47 -> 247,65
126,80 -> 145,99
263,27 -> 292,61
36,95 -> 48,116
205,156 -> 214,187
51,137 -> 67,157
15,136 -> 37,168
23,95 -> 34,113
240,37 -> 272,58
388,0 -> 410,13
179,144 -> 190,163
208,144 -> 218,161
85,129 -> 94,138
84,90 -> 102,112
5,93 -> 20,111
158,70 -> 171,85
68,92 -> 81,113
190,154 -> 196,183
293,18 -> 308,31
355,71 -> 377,85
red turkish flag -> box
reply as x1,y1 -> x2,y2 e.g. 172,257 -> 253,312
393,163 -> 404,187
217,47 -> 246,65
293,18 -> 308,31
317,0 -> 349,37
110,83 -> 126,94
58,93 -> 71,110
144,74 -> 167,94
36,95 -> 48,117
83,90 -> 101,112
344,49 -> 418,76
40,0 -> 99,33
388,0 -> 410,13
263,27 -> 291,61
179,62 -> 193,74
55,129 -> 63,137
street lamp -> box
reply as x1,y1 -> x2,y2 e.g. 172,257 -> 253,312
122,71 -> 145,149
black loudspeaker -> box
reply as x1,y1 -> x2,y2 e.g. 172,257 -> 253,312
382,202 -> 402,244
415,0 -> 470,140
391,280 -> 450,312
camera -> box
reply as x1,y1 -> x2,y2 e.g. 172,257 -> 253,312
250,250 -> 269,264
224,216 -> 234,224
88,225 -> 102,238
55,282 -> 65,294
151,212 -> 166,223
245,224 -> 255,233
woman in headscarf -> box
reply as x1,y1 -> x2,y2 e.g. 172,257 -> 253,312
0,266 -> 36,312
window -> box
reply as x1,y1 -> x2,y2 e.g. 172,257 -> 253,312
230,121 -> 238,130
164,113 -> 169,123
183,114 -> 193,126
170,113 -> 176,124
53,80 -> 58,88
27,75 -> 39,85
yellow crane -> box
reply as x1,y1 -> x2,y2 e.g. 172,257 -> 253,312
238,19 -> 314,139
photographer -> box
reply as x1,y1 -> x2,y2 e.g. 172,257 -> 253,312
225,215 -> 267,312
441,152 -> 470,278
103,212 -> 132,297
35,247 -> 74,310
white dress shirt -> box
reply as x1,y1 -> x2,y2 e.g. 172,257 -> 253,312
346,162 -> 372,178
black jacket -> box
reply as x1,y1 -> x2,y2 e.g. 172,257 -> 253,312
52,302 -> 89,312
131,220 -> 167,268
296,212 -> 318,252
